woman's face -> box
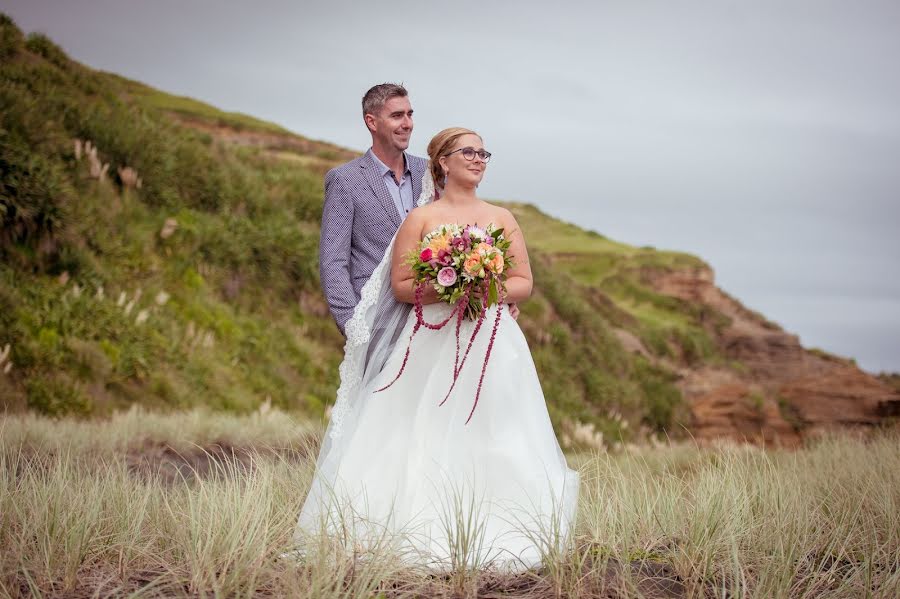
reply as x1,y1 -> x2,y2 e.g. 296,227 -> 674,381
442,133 -> 488,188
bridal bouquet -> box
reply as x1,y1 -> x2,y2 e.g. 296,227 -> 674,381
413,223 -> 512,319
376,223 -> 513,424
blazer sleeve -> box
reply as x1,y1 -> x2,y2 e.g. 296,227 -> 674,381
319,169 -> 355,336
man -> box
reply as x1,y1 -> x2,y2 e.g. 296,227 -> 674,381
319,83 -> 425,335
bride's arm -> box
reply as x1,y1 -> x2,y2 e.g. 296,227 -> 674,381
391,211 -> 441,305
499,208 -> 533,303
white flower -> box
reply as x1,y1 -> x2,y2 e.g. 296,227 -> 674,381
423,223 -> 462,243
467,226 -> 486,239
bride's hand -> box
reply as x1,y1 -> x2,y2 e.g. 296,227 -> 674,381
420,283 -> 442,305
508,303 -> 520,320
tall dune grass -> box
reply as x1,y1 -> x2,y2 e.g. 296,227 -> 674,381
1,408 -> 897,597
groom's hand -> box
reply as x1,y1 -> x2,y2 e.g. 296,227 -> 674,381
508,303 -> 520,320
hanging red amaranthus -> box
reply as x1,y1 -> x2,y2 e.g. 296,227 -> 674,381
374,223 -> 513,424
376,280 -> 504,424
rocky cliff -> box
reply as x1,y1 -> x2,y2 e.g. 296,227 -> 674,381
644,265 -> 900,446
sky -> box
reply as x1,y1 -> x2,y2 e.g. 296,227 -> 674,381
6,1 -> 900,373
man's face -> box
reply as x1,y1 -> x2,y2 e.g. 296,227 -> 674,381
367,96 -> 414,152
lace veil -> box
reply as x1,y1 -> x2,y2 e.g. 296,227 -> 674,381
300,169 -> 436,512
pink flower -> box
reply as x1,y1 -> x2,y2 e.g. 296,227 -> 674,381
420,248 -> 433,262
437,266 -> 458,287
438,248 -> 453,265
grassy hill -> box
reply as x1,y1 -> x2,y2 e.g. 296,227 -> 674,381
1,15 -> 749,447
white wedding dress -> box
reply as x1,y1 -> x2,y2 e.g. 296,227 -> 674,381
293,178 -> 579,572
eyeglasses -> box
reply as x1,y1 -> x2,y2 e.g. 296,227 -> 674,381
445,146 -> 492,163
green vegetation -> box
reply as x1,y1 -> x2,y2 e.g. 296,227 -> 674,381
1,14 -> 746,443
119,78 -> 293,134
507,203 -> 723,438
1,15 -> 340,417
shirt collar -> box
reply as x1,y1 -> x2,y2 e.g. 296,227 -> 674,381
367,148 -> 411,179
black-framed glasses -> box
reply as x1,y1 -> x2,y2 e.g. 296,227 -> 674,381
446,146 -> 492,163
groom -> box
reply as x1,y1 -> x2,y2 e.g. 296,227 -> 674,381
319,83 -> 426,336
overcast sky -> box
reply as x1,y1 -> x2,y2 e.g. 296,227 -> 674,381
7,1 -> 899,373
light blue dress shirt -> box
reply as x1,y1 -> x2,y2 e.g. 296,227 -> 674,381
367,148 -> 414,219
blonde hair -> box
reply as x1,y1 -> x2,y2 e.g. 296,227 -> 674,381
426,127 -> 481,192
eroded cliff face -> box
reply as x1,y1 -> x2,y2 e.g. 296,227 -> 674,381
642,265 -> 900,447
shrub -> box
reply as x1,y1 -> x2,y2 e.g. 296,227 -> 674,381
26,375 -> 93,416
0,134 -> 73,271
634,356 -> 684,432
24,32 -> 69,68
0,13 -> 24,61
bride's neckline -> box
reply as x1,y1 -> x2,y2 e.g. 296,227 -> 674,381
422,221 -> 498,231
420,221 -> 499,242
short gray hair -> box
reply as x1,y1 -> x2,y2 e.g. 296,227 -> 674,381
362,83 -> 408,118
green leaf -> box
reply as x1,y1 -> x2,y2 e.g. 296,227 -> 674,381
488,277 -> 498,306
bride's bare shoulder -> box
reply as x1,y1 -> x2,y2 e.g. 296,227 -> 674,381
397,204 -> 431,240
479,201 -> 518,228
413,201 -> 438,215
412,201 -> 447,223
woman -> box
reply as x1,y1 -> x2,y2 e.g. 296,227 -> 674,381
293,128 -> 579,572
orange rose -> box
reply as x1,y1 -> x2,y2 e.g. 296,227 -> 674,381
487,253 -> 504,274
473,242 -> 493,255
463,254 -> 483,277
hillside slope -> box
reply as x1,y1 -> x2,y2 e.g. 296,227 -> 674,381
1,15 -> 896,447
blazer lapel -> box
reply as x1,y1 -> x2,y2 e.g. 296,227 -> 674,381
361,154 -> 402,229
411,156 -> 423,207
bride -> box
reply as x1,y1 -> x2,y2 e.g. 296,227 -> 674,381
293,127 -> 580,572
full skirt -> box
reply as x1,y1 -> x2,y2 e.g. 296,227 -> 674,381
295,302 -> 580,571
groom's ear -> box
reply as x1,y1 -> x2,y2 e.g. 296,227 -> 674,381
364,112 -> 377,133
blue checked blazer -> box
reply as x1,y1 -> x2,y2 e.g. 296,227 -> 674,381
319,151 -> 428,335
